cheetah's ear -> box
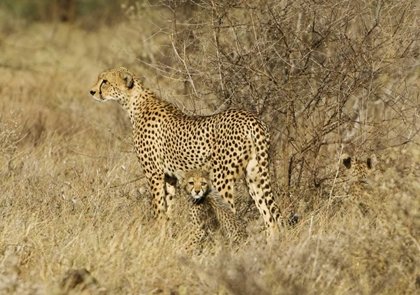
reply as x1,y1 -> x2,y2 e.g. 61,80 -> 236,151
366,154 -> 377,170
174,170 -> 186,183
342,154 -> 352,169
121,71 -> 134,89
202,170 -> 211,180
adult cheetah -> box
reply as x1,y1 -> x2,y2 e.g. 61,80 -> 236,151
89,67 -> 281,235
175,169 -> 248,250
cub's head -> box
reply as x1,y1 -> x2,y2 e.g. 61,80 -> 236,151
89,67 -> 134,103
176,170 -> 212,203
341,153 -> 378,196
342,154 -> 377,182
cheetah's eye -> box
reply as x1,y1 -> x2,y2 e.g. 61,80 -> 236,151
102,79 -> 108,83
188,181 -> 194,186
201,182 -> 207,187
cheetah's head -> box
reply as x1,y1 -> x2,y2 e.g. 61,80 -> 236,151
342,153 -> 377,184
89,67 -> 135,103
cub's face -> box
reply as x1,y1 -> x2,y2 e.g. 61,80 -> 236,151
182,171 -> 211,201
342,155 -> 376,181
341,154 -> 377,195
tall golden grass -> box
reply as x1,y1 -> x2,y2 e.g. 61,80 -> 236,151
0,1 -> 419,294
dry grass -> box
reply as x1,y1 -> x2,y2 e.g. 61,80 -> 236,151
0,2 -> 419,294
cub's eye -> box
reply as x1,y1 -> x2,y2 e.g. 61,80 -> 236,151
102,79 -> 108,83
188,181 -> 194,186
201,182 -> 207,187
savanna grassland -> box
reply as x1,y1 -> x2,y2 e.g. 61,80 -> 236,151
0,1 -> 419,294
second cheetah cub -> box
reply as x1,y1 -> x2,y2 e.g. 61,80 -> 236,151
176,169 -> 248,250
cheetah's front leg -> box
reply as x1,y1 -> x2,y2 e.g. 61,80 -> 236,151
149,173 -> 168,221
186,206 -> 212,253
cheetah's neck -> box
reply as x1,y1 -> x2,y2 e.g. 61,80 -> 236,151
123,77 -> 165,123
123,77 -> 185,126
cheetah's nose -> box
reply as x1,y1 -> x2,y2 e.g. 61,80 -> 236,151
90,90 -> 96,95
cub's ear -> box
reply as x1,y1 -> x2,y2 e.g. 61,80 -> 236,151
120,69 -> 134,89
341,153 -> 352,169
366,154 -> 378,170
174,170 -> 185,183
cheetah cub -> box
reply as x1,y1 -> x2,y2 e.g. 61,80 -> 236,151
175,169 -> 248,251
341,153 -> 377,197
334,153 -> 379,217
